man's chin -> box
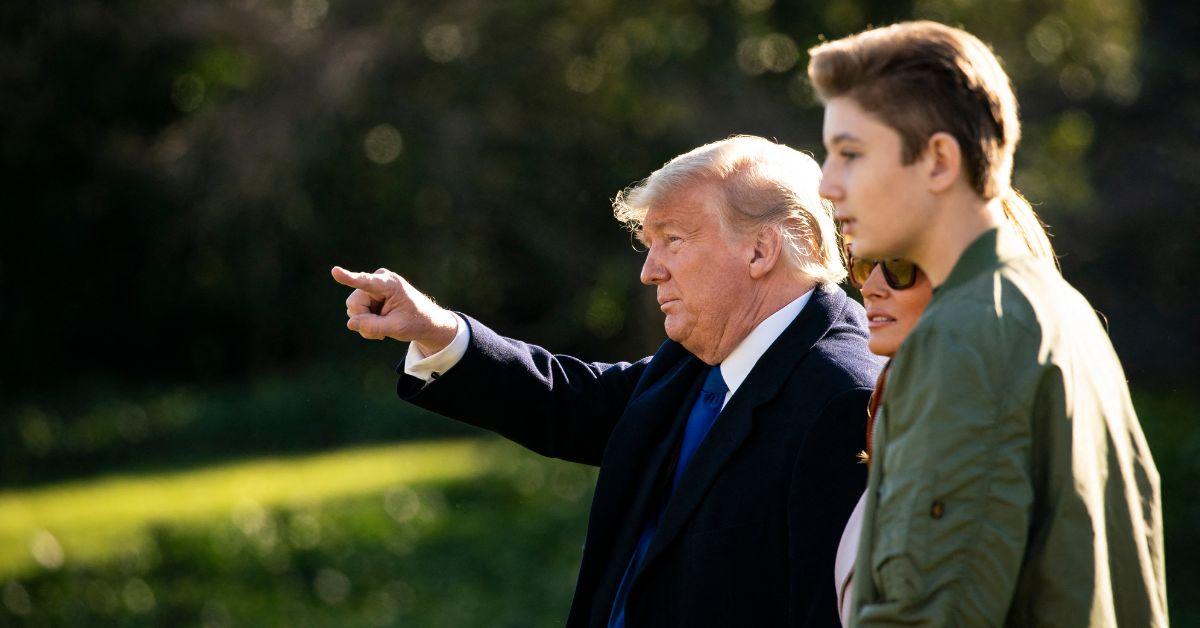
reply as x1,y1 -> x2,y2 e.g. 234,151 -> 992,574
662,318 -> 686,344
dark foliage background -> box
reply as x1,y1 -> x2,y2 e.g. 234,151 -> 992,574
1,0 -> 1197,624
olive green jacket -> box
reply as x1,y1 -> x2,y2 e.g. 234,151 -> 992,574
850,229 -> 1167,627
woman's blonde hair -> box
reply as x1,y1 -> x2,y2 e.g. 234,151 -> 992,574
1000,187 -> 1059,271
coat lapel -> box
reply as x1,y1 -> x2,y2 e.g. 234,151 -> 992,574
579,351 -> 705,626
637,286 -> 848,572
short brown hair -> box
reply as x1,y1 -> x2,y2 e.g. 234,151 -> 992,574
808,21 -> 1019,199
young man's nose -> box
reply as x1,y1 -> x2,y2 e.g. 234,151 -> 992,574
818,172 -> 843,202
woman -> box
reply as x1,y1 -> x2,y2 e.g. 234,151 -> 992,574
833,190 -> 1056,625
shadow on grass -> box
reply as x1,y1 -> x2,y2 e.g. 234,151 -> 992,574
0,362 -> 479,491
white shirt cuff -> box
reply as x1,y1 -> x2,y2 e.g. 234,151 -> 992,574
403,314 -> 469,382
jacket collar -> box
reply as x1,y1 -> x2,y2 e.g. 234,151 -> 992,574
935,227 -> 1029,297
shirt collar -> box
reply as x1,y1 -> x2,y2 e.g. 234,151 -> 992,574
720,289 -> 814,396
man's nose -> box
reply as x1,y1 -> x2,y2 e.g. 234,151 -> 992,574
640,249 -> 667,285
819,160 -> 842,201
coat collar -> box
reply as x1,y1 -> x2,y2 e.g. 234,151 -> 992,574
720,289 -> 813,397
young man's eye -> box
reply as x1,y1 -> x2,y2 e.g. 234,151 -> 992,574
840,150 -> 860,162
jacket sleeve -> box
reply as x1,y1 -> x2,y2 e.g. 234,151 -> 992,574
853,325 -> 1034,626
788,386 -> 871,628
396,314 -> 654,466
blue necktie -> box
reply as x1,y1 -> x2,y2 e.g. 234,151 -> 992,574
609,366 -> 728,628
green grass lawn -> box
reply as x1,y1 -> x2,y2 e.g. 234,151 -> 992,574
0,438 -> 598,626
1,387 -> 1196,625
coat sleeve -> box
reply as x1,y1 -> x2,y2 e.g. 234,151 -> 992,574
853,325 -> 1034,627
396,314 -> 654,466
788,386 -> 872,628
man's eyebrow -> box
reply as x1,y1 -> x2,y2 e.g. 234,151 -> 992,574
826,132 -> 862,147
645,219 -> 682,232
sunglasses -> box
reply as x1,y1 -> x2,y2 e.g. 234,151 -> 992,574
847,256 -> 919,290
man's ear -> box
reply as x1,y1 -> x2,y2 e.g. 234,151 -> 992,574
749,226 -> 784,279
924,131 -> 963,194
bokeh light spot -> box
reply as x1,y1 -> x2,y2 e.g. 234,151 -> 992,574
1104,69 -> 1140,104
597,30 -> 631,70
1051,110 -> 1096,156
383,485 -> 422,524
735,0 -> 774,15
585,288 -> 623,339
18,408 -> 56,457
84,579 -> 119,614
364,124 -> 403,164
2,582 -> 32,616
790,72 -> 820,108
30,529 -> 64,570
1027,17 -> 1072,64
231,499 -> 268,536
423,24 -> 464,63
737,34 -> 798,76
291,0 -> 328,30
201,600 -> 232,628
171,74 -> 206,113
1059,64 -> 1096,100
288,511 -> 322,549
364,589 -> 400,626
622,18 -> 658,55
122,578 -> 156,614
314,568 -> 351,605
565,56 -> 604,94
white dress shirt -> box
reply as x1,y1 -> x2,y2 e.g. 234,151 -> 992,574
713,289 -> 812,409
405,290 -> 814,402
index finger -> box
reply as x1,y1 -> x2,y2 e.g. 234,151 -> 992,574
331,266 -> 390,293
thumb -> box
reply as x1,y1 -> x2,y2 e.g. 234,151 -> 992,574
347,313 -> 394,341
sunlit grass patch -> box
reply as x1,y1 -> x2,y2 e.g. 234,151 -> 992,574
0,439 -> 596,626
0,439 -> 487,578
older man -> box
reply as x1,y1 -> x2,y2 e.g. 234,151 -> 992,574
333,135 -> 881,627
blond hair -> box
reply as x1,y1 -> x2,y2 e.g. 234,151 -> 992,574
1001,188 -> 1059,271
613,135 -> 846,286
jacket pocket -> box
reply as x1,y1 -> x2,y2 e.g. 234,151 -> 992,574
871,467 -> 937,602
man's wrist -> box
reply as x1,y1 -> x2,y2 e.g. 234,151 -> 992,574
411,309 -> 459,356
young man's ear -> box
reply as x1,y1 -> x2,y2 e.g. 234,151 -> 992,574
924,131 -> 963,193
749,227 -> 784,279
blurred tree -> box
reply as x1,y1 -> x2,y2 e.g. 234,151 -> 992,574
0,0 -> 1196,390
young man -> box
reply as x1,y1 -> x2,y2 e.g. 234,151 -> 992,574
808,21 -> 1167,626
